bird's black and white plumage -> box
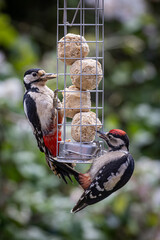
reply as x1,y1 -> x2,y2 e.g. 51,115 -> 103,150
23,68 -> 79,183
72,129 -> 135,213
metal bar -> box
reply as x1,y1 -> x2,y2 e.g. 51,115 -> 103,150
58,57 -> 102,60
58,124 -> 102,127
57,140 -> 104,143
58,23 -> 103,26
58,8 -> 103,10
83,0 -> 85,36
63,0 -> 67,36
63,0 -> 67,144
57,40 -> 103,43
95,0 -> 99,139
56,159 -> 93,163
80,0 -> 83,154
57,107 -> 103,110
69,0 -> 81,26
69,73 -> 103,76
58,72 -> 103,75
58,89 -> 104,93
102,0 -> 105,134
56,0 -> 59,157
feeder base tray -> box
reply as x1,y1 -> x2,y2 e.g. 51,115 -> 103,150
56,141 -> 103,163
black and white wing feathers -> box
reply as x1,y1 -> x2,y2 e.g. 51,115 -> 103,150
23,92 -> 45,153
72,153 -> 134,213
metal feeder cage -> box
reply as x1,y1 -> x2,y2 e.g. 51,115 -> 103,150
56,0 -> 104,163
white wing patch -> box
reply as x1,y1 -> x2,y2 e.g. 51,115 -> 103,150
103,157 -> 130,191
95,181 -> 104,192
89,192 -> 97,199
23,99 -> 28,118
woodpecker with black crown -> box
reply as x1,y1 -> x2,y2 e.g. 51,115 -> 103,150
71,129 -> 135,213
23,68 -> 79,183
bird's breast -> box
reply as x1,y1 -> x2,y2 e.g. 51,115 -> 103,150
29,90 -> 56,132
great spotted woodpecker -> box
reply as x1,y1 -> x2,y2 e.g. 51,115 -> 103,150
23,68 -> 79,183
71,129 -> 135,213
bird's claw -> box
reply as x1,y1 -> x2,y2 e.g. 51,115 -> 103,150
53,89 -> 59,108
54,89 -> 59,98
56,107 -> 61,111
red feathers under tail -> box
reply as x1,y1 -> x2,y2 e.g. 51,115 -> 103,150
43,132 -> 61,157
78,173 -> 91,190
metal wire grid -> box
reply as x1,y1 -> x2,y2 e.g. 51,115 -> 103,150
56,0 -> 104,162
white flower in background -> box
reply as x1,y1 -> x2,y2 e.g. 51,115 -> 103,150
86,0 -> 147,23
0,51 -> 5,64
0,51 -> 14,76
0,78 -> 23,103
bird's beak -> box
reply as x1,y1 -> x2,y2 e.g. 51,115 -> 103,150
40,73 -> 57,81
97,130 -> 108,140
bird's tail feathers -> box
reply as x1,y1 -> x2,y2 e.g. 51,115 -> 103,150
71,196 -> 88,213
46,155 -> 80,184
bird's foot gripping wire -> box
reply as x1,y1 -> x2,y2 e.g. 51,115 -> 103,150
54,88 -> 59,97
53,88 -> 59,108
53,89 -> 62,112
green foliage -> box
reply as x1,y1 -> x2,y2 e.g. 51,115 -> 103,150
0,0 -> 160,239
0,13 -> 39,75
0,14 -> 18,48
10,35 -> 39,72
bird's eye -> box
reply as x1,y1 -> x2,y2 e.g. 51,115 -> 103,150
108,134 -> 112,139
32,73 -> 37,77
108,134 -> 116,141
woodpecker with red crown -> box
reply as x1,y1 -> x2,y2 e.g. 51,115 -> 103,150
23,68 -> 79,183
71,129 -> 135,213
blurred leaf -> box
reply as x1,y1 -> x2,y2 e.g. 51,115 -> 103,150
112,193 -> 129,215
0,14 -> 17,48
9,36 -> 39,72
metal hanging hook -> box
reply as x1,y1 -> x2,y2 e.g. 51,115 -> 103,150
63,0 -> 82,28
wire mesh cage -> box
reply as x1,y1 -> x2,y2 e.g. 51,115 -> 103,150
56,0 -> 104,163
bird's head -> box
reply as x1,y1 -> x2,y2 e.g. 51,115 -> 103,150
24,68 -> 57,90
97,129 -> 129,151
